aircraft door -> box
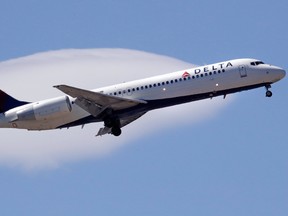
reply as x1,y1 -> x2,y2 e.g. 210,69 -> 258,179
239,65 -> 247,78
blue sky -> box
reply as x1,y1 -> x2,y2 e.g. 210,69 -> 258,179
0,0 -> 287,215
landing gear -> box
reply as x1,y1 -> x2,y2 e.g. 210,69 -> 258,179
266,90 -> 272,97
111,126 -> 122,136
104,117 -> 122,136
265,84 -> 273,97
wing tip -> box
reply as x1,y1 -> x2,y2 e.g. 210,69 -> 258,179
53,85 -> 63,89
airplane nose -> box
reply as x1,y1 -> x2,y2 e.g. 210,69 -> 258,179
271,66 -> 286,82
279,68 -> 286,79
276,67 -> 286,80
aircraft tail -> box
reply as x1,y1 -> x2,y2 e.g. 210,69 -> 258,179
0,90 -> 30,113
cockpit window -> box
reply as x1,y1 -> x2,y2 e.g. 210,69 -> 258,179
250,61 -> 265,66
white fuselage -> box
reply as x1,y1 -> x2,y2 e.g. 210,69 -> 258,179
0,58 -> 285,131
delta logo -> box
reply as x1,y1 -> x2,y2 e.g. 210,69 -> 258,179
182,71 -> 190,78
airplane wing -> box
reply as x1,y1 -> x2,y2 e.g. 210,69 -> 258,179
96,111 -> 147,136
54,84 -> 147,117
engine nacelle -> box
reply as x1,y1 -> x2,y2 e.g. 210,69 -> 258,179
17,96 -> 72,121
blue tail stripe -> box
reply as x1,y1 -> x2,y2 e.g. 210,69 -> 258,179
0,90 -> 29,113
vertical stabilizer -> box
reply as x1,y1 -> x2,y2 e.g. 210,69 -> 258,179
0,90 -> 29,113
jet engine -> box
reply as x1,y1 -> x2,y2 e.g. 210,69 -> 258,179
17,96 -> 72,121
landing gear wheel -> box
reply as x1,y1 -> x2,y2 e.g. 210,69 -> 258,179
266,90 -> 272,97
265,84 -> 273,98
111,127 -> 122,136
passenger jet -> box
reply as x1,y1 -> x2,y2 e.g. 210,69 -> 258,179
0,58 -> 285,136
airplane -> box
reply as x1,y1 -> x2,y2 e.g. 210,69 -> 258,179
0,58 -> 285,136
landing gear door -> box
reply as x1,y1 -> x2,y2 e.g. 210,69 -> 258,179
239,65 -> 247,78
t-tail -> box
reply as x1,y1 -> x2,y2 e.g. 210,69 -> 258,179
0,90 -> 30,113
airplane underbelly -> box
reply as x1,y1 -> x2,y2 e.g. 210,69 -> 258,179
9,119 -> 67,130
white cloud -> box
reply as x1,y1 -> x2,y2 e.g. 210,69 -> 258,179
0,48 -> 233,171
